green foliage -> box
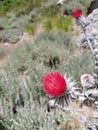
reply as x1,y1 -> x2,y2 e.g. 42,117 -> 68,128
10,15 -> 29,29
41,5 -> 57,17
0,0 -> 47,16
43,15 -> 73,32
55,16 -> 73,31
60,0 -> 90,15
3,30 -> 93,85
0,121 -> 7,130
0,17 -> 8,28
25,23 -> 37,35
0,0 -> 26,16
64,51 -> 94,81
0,0 -> 95,129
0,28 -> 23,43
32,0 -> 47,7
0,92 -> 73,130
43,18 -> 53,32
0,15 -> 29,43
80,0 -> 93,8
0,30 -> 94,130
0,47 -> 9,59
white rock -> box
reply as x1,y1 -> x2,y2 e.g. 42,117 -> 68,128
81,74 -> 95,88
48,99 -> 55,107
94,101 -> 98,105
76,8 -> 98,48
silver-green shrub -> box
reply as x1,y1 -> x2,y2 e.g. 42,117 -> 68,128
0,31 -> 94,130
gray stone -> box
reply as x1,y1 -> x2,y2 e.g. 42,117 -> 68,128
76,8 -> 98,49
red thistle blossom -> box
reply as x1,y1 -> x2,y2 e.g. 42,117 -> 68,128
42,72 -> 67,97
72,9 -> 82,19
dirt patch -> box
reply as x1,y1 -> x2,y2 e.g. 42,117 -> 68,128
67,102 -> 98,129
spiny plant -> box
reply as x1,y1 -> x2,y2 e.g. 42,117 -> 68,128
0,69 -> 73,130
1,31 -> 94,98
0,89 -> 80,130
0,31 -> 94,130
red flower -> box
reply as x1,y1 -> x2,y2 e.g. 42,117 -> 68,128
72,9 -> 82,18
42,72 -> 67,97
